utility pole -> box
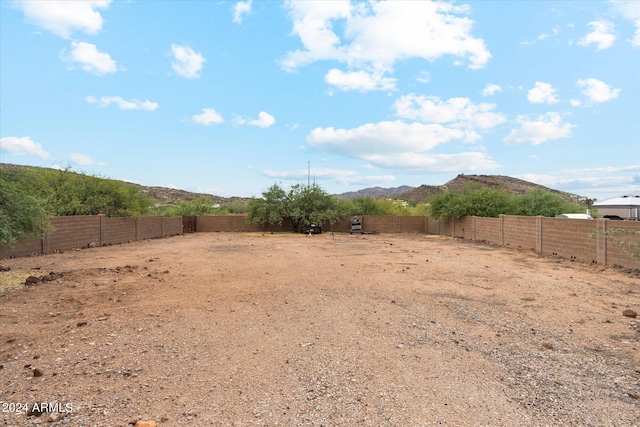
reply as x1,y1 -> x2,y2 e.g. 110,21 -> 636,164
308,161 -> 310,187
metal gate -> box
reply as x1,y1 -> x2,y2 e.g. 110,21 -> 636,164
183,216 -> 196,233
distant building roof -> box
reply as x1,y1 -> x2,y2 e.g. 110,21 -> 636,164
592,195 -> 640,208
556,213 -> 593,219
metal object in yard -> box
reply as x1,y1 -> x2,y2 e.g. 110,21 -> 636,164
350,217 -> 362,234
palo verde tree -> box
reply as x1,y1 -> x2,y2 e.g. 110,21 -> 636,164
429,185 -> 512,219
0,168 -> 53,246
247,182 -> 348,232
512,189 -> 577,217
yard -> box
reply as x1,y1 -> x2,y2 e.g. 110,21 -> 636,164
1,232 -> 638,426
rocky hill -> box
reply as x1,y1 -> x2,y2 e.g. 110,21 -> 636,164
338,185 -> 414,200
397,174 -> 583,203
1,163 -> 583,206
131,185 -> 249,205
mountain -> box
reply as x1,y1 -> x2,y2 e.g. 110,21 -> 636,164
0,163 -> 248,206
337,185 -> 414,200
397,174 -> 583,203
1,164 -> 584,206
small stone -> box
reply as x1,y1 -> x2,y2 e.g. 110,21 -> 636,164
622,309 -> 637,318
32,367 -> 44,377
47,412 -> 67,422
25,276 -> 40,285
135,421 -> 157,427
542,342 -> 554,350
397,343 -> 405,349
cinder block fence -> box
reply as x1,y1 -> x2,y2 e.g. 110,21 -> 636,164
428,215 -> 639,269
0,215 -> 182,258
2,214 -> 638,269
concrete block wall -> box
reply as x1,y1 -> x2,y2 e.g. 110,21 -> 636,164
139,216 -> 162,240
430,215 -> 639,269
1,215 -> 182,259
162,216 -> 182,236
475,217 -> 500,242
502,215 -> 538,252
44,216 -> 102,253
540,218 -> 598,264
600,220 -> 640,267
104,217 -> 136,245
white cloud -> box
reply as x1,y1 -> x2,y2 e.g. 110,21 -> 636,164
69,153 -> 103,166
521,26 -> 561,45
250,112 -> 276,128
482,83 -> 502,97
517,164 -> 640,200
416,71 -> 431,84
363,151 -> 500,173
308,121 -> 465,156
86,96 -> 158,111
324,68 -> 397,92
13,0 -> 111,39
282,1 -> 490,91
609,1 -> 640,46
504,112 -> 574,145
578,20 -> 616,50
0,136 -> 51,159
62,41 -> 117,75
576,78 -> 621,103
527,82 -> 559,104
393,94 -> 507,130
306,120 -> 500,173
170,44 -> 206,79
232,0 -> 252,24
190,108 -> 224,125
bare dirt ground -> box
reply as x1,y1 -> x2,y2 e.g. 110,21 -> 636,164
1,232 -> 639,427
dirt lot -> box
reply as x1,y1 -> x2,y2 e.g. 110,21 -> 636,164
1,232 -> 639,426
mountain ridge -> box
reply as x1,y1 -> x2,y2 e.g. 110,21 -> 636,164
1,163 -> 584,205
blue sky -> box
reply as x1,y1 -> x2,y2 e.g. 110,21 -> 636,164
1,0 -> 639,201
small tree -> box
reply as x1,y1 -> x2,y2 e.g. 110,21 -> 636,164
429,185 -> 512,219
247,182 -> 349,232
513,189 -> 570,217
246,183 -> 289,230
0,177 -> 52,246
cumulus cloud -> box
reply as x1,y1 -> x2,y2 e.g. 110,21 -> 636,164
527,82 -> 559,104
518,164 -> 640,199
190,108 -> 224,125
576,78 -> 621,103
362,151 -> 500,173
69,153 -> 103,166
503,112 -> 574,145
232,0 -> 252,24
610,1 -> 640,47
0,136 -> 51,159
13,0 -> 111,39
325,69 -> 397,92
236,112 -> 275,128
392,94 -> 506,130
282,1 -> 490,91
170,44 -> 206,79
62,41 -> 117,75
578,20 -> 616,50
86,96 -> 158,111
482,83 -> 502,96
306,120 -> 500,172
